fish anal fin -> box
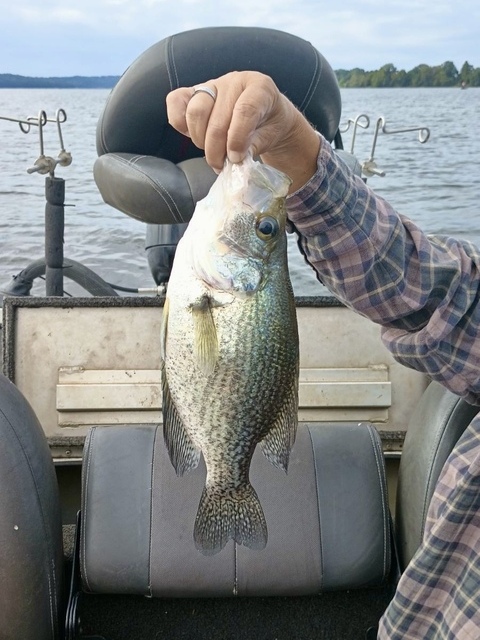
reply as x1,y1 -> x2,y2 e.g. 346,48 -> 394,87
193,484 -> 267,556
191,296 -> 218,375
161,360 -> 200,476
261,384 -> 298,473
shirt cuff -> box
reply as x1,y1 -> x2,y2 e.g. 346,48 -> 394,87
286,137 -> 355,235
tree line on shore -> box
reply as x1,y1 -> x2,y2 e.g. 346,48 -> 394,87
0,74 -> 119,89
336,61 -> 479,87
0,61 -> 479,89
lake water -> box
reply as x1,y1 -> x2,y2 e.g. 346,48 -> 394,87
0,87 -> 479,296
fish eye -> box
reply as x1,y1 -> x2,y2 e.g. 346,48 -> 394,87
256,216 -> 279,240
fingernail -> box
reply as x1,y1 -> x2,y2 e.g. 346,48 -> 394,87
228,151 -> 243,164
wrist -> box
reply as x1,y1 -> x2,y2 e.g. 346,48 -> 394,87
261,109 -> 321,193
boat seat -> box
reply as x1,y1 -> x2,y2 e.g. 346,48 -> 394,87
395,380 -> 479,570
0,373 -> 64,640
93,26 -> 343,284
79,422 -> 393,598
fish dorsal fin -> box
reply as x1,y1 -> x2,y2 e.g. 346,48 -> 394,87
161,359 -> 200,476
261,378 -> 298,473
191,295 -> 218,375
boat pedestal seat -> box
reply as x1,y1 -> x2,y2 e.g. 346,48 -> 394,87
0,374 -> 64,640
93,26 -> 342,284
395,381 -> 479,570
94,154 -> 216,227
79,421 -> 393,598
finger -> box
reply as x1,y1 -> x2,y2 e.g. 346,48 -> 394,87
226,84 -> 275,162
166,87 -> 195,137
185,84 -> 218,152
201,89 -> 237,171
227,74 -> 285,163
167,72 -> 283,171
202,74 -> 277,169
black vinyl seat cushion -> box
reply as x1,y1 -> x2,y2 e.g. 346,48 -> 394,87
94,26 -> 342,226
0,374 -> 63,640
395,381 -> 479,569
80,421 -> 392,597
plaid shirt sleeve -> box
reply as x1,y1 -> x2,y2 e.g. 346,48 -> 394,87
287,138 -> 480,639
287,139 -> 480,406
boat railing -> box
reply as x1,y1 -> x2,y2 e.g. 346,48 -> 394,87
340,113 -> 430,178
0,109 -> 163,297
0,108 -> 72,176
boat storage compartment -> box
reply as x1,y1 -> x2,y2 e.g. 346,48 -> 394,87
2,296 -> 429,461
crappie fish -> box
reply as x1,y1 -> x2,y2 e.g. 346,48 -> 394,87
161,155 -> 299,555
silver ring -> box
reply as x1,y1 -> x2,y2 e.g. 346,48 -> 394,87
192,85 -> 217,101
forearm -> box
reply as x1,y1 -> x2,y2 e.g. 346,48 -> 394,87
287,139 -> 480,401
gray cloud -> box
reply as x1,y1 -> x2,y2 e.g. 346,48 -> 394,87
1,0 -> 478,75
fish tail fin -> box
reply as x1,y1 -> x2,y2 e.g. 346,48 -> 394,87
194,484 -> 267,556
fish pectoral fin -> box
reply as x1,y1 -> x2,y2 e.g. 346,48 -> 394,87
261,384 -> 298,473
191,296 -> 218,375
161,360 -> 200,476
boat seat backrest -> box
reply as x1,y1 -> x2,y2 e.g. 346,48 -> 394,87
93,26 -> 341,226
395,381 -> 479,570
0,374 -> 64,640
80,422 -> 392,597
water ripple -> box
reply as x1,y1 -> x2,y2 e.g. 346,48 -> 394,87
1,87 -> 479,295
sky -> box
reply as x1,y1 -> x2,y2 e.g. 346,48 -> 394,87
1,0 -> 479,77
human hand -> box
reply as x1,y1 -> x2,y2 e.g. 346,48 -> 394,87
166,71 -> 321,192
